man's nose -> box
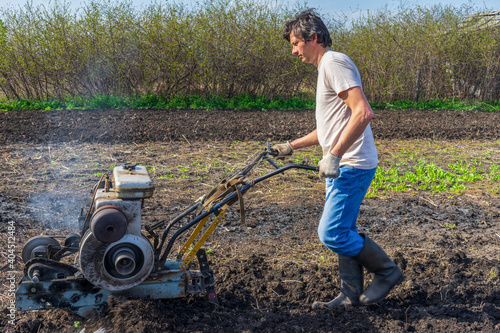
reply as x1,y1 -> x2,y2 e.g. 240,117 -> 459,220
292,47 -> 298,55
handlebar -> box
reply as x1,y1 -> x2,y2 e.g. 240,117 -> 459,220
155,143 -> 319,266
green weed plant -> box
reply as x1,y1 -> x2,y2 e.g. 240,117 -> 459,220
368,158 -> 499,197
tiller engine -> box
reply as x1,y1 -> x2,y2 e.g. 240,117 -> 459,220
15,145 -> 317,318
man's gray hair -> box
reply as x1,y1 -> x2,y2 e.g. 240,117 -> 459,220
283,9 -> 332,48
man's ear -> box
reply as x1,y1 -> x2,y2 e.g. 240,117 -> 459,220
311,34 -> 318,45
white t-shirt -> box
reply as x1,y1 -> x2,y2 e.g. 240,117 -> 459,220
316,50 -> 378,170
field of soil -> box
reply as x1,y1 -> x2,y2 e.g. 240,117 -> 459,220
1,108 -> 499,333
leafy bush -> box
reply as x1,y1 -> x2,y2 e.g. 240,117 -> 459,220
338,5 -> 500,102
0,0 -> 312,101
0,1 -> 498,103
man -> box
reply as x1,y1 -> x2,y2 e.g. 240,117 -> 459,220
273,10 -> 403,308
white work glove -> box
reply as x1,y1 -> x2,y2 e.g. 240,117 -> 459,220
318,152 -> 342,179
271,141 -> 293,156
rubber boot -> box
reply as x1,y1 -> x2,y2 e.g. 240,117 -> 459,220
353,234 -> 404,305
312,254 -> 364,309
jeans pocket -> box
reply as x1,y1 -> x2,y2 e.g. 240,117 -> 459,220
358,168 -> 376,192
338,167 -> 360,189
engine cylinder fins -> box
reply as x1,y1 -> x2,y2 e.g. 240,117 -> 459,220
79,232 -> 154,291
90,205 -> 128,243
21,236 -> 62,263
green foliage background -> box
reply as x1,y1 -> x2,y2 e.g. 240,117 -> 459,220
0,0 -> 499,103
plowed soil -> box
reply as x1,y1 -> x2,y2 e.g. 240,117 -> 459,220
1,108 -> 499,333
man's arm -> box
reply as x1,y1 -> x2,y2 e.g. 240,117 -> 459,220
290,129 -> 319,150
330,86 -> 373,157
272,129 -> 319,156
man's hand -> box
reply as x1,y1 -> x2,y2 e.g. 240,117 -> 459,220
318,152 -> 341,178
271,142 -> 293,156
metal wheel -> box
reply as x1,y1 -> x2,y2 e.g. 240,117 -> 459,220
79,231 -> 154,291
21,236 -> 61,263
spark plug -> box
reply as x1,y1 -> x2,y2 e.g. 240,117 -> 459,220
105,174 -> 110,192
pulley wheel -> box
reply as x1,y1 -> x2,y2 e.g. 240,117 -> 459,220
22,236 -> 61,263
64,233 -> 81,248
79,231 -> 154,291
90,205 -> 128,243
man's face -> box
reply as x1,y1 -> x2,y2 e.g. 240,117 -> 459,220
290,31 -> 314,64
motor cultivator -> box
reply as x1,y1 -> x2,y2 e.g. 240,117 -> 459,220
15,144 -> 318,318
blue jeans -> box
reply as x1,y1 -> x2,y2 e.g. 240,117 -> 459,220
317,166 -> 376,257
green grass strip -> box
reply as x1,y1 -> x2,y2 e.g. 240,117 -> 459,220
1,95 -> 499,112
370,98 -> 500,112
0,94 -> 315,111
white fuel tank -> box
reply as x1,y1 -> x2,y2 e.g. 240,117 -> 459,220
112,164 -> 154,199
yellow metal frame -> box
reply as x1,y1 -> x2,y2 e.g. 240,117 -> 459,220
180,211 -> 226,269
179,216 -> 210,255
